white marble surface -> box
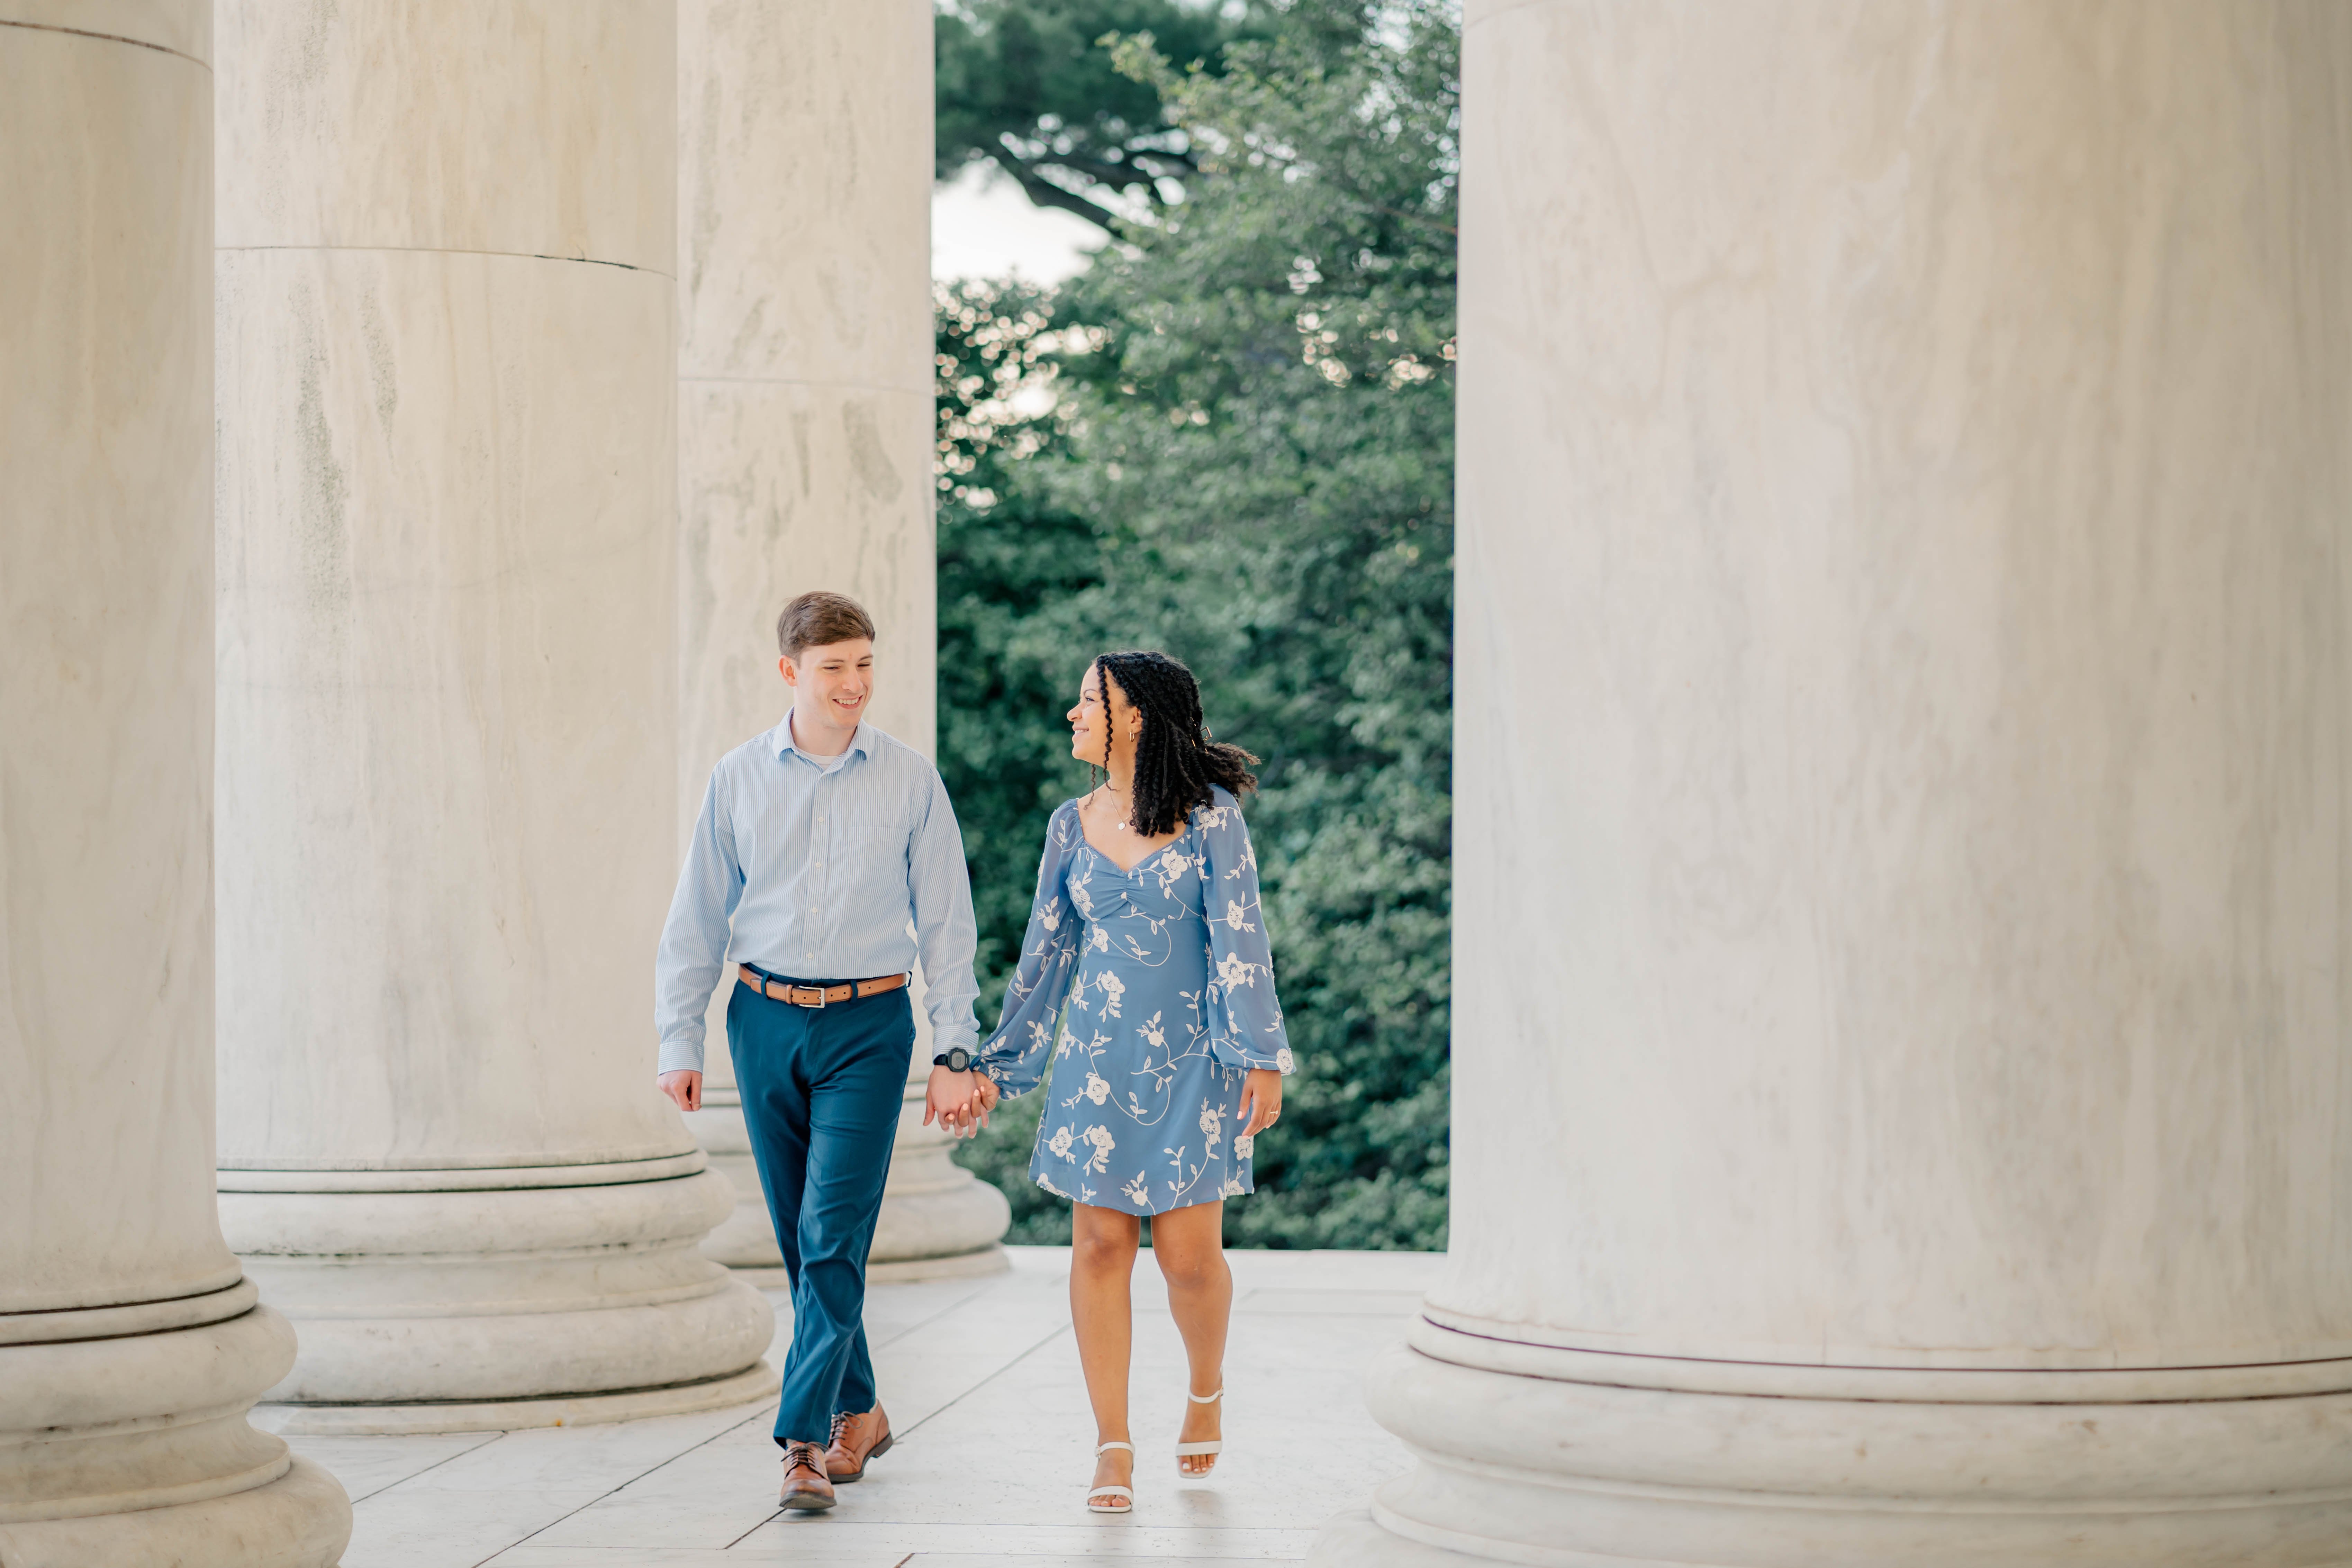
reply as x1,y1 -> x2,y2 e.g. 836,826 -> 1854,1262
209,0 -> 771,1424
216,0 -> 673,272
292,1246 -> 1437,1567
675,0 -> 999,1273
0,9 -> 349,1562
215,246 -> 688,1173
1339,2 -> 2352,1565
1444,0 -> 2352,1378
1,0 -> 225,1318
676,0 -> 931,391
674,0 -> 934,830
231,1171 -> 776,1414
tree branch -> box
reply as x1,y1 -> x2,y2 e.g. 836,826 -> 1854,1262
996,157 -> 1129,232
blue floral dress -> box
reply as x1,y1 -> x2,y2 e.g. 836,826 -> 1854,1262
977,786 -> 1294,1215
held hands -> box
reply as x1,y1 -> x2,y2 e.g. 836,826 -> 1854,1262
924,1066 -> 1000,1139
1237,1068 -> 1283,1138
659,1069 -> 703,1114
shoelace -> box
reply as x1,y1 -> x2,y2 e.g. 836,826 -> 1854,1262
784,1440 -> 827,1477
829,1411 -> 851,1445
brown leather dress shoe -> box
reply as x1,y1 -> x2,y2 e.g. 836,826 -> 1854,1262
779,1441 -> 836,1511
824,1402 -> 893,1483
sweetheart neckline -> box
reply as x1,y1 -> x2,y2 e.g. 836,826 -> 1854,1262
1078,830 -> 1190,877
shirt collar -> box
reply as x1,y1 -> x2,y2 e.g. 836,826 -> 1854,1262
773,709 -> 872,767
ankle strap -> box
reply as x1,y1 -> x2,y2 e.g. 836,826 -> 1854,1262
1096,1440 -> 1134,1454
1188,1387 -> 1224,1404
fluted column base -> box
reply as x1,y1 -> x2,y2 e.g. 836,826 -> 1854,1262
0,1285 -> 351,1568
217,1157 -> 777,1436
0,1457 -> 352,1568
687,1072 -> 1012,1282
1315,1321 -> 2352,1568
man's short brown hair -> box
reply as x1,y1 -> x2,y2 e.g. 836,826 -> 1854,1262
777,591 -> 877,660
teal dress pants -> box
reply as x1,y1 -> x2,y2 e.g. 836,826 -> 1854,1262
726,973 -> 912,1445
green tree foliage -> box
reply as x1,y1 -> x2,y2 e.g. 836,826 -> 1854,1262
934,280 -> 1101,997
933,0 -> 1270,228
939,0 -> 1458,1251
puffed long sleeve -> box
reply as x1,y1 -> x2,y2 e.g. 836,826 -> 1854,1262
977,803 -> 1084,1097
1198,787 -> 1294,1074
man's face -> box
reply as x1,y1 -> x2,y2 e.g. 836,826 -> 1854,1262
781,638 -> 874,731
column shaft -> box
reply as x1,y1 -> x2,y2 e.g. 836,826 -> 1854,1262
0,6 -> 350,1560
1326,2 -> 2352,1565
676,0 -> 1009,1277
212,0 -> 775,1432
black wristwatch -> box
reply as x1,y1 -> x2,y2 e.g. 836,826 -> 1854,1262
932,1047 -> 975,1073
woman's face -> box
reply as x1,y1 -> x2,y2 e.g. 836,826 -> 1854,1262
1067,664 -> 1132,766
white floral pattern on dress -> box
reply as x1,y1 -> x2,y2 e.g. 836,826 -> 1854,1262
975,787 -> 1294,1217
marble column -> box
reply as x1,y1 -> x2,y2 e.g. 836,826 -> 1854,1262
675,0 -> 1010,1279
1321,3 -> 2352,1566
0,6 -> 352,1562
212,0 -> 777,1434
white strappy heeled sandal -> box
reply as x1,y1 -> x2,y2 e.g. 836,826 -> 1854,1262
1176,1386 -> 1223,1474
1087,1440 -> 1135,1513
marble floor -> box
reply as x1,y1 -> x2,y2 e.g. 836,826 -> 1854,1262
276,1245 -> 1439,1568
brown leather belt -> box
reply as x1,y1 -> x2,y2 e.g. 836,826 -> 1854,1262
738,966 -> 910,1008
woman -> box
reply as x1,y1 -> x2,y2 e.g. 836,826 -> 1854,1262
971,650 -> 1294,1514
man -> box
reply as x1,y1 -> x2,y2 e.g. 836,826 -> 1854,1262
655,590 -> 993,1512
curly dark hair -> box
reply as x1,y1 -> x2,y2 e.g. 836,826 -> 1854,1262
1091,651 -> 1258,837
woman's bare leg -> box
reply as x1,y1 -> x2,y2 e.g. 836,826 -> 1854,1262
1147,1199 -> 1230,1476
1070,1202 -> 1141,1503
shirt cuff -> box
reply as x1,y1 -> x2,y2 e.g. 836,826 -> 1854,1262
930,1023 -> 980,1057
657,1036 -> 706,1076
1223,1043 -> 1295,1075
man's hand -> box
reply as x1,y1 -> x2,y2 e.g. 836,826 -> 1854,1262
659,1069 -> 703,1114
924,1066 -> 989,1138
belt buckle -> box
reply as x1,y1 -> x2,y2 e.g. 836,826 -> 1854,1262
797,984 -> 826,1009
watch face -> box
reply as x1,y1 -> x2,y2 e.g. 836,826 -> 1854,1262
950,1049 -> 971,1071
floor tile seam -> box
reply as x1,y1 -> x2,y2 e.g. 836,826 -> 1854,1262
463,1402 -> 781,1565
734,1549 -> 1307,1565
895,1318 -> 1078,1443
784,1523 -> 1321,1537
722,1503 -> 781,1549
350,1429 -> 509,1504
715,1320 -> 1080,1547
386,1402 -> 777,1499
870,1276 -> 1020,1351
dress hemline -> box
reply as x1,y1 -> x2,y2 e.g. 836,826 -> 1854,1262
1030,1170 -> 1257,1218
